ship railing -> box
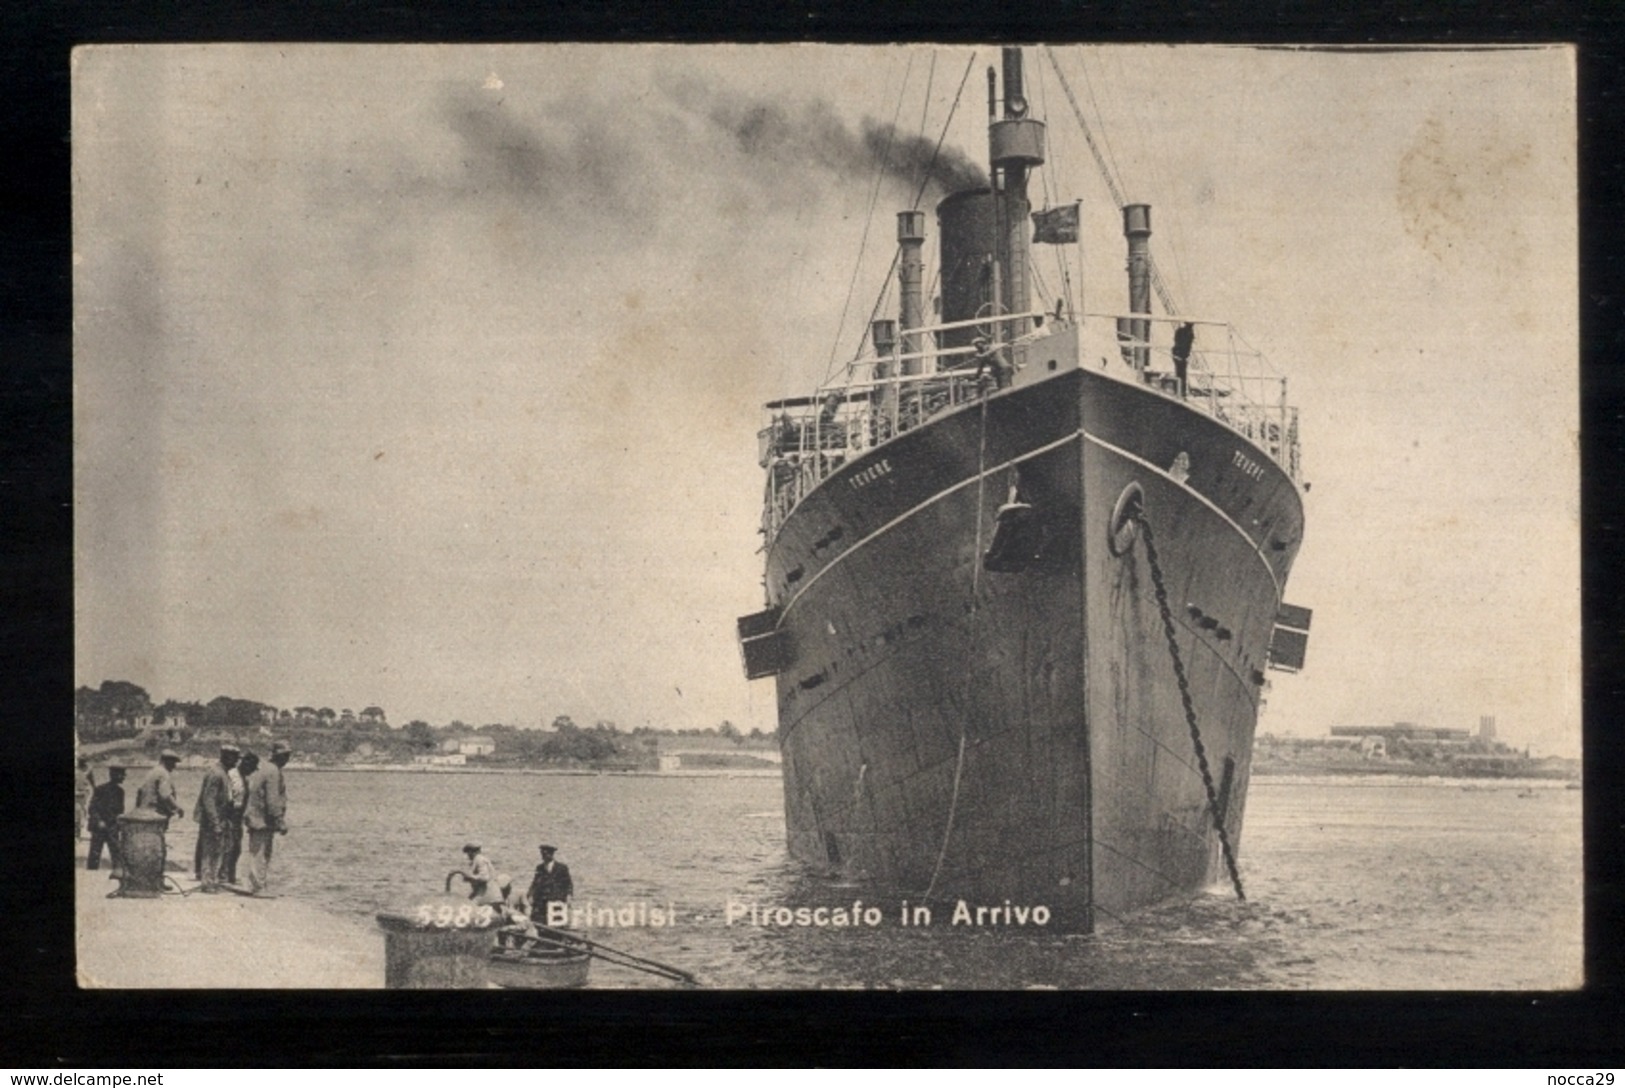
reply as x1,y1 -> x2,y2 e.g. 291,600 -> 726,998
1087,311 -> 1302,484
758,312 -> 1052,541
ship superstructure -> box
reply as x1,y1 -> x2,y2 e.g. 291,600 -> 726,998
739,47 -> 1309,930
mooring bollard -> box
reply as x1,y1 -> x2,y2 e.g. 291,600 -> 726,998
376,895 -> 502,989
112,810 -> 170,898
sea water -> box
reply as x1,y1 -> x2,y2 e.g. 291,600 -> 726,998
149,769 -> 1582,989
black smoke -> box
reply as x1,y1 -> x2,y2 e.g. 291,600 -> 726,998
323,76 -> 990,261
436,90 -> 643,216
673,80 -> 987,201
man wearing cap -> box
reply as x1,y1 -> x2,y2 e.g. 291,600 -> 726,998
451,842 -> 496,902
523,844 -> 573,926
86,765 -> 127,871
135,750 -> 184,819
193,744 -> 240,892
243,741 -> 290,895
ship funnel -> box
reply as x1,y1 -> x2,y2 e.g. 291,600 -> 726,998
937,188 -> 996,355
1123,203 -> 1152,372
897,210 -> 927,375
870,319 -> 897,359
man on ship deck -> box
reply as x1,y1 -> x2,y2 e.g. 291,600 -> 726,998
970,336 -> 1012,389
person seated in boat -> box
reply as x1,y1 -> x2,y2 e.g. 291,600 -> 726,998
447,841 -> 496,901
491,874 -> 539,947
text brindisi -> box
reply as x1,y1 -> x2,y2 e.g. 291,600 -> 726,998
545,900 -> 678,927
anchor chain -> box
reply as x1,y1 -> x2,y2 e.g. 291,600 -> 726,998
1131,506 -> 1247,902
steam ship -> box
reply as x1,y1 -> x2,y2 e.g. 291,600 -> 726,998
737,47 -> 1310,931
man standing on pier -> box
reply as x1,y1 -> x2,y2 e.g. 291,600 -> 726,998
194,744 -> 240,892
76,759 -> 93,840
135,750 -> 184,818
243,741 -> 289,896
524,844 -> 573,925
86,765 -> 126,871
224,750 -> 253,885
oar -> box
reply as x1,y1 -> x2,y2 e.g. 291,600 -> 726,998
529,924 -> 700,985
517,930 -> 687,983
526,931 -> 696,985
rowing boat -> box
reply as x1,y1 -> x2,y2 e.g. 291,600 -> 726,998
487,938 -> 591,989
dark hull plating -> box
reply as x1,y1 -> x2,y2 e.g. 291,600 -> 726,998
766,366 -> 1303,930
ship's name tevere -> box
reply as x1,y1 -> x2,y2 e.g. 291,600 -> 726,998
724,900 -> 1052,928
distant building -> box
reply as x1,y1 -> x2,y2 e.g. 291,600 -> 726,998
1330,723 -> 1472,743
657,754 -> 681,772
1479,715 -> 1497,742
456,736 -> 496,757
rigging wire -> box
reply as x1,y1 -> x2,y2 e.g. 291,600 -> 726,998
1045,46 -> 1183,318
822,54 -> 915,385
1032,55 -> 1075,318
1111,48 -> 1195,315
910,52 -> 980,214
922,388 -> 991,903
839,51 -> 980,375
911,50 -> 939,199
1071,48 -> 1129,209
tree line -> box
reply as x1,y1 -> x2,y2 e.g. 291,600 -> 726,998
75,680 -> 775,763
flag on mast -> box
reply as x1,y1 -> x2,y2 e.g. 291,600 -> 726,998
1031,202 -> 1080,245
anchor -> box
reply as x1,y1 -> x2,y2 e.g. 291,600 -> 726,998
982,479 -> 1046,573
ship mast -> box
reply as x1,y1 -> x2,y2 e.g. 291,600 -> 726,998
989,47 -> 1046,367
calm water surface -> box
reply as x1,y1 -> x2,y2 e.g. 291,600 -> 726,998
157,769 -> 1582,989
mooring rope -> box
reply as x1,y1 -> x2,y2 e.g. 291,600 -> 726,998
1131,504 -> 1247,902
922,389 -> 992,902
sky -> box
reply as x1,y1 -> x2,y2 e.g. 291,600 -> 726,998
72,44 -> 1578,754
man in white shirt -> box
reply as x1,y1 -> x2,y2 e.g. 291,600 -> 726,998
452,842 -> 496,902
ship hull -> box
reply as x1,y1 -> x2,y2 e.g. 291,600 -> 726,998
766,365 -> 1303,931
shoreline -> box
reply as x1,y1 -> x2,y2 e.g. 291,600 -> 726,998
82,758 -> 1577,788
181,763 -> 1580,786
281,764 -> 782,777
1250,772 -> 1577,788
74,837 -> 384,988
